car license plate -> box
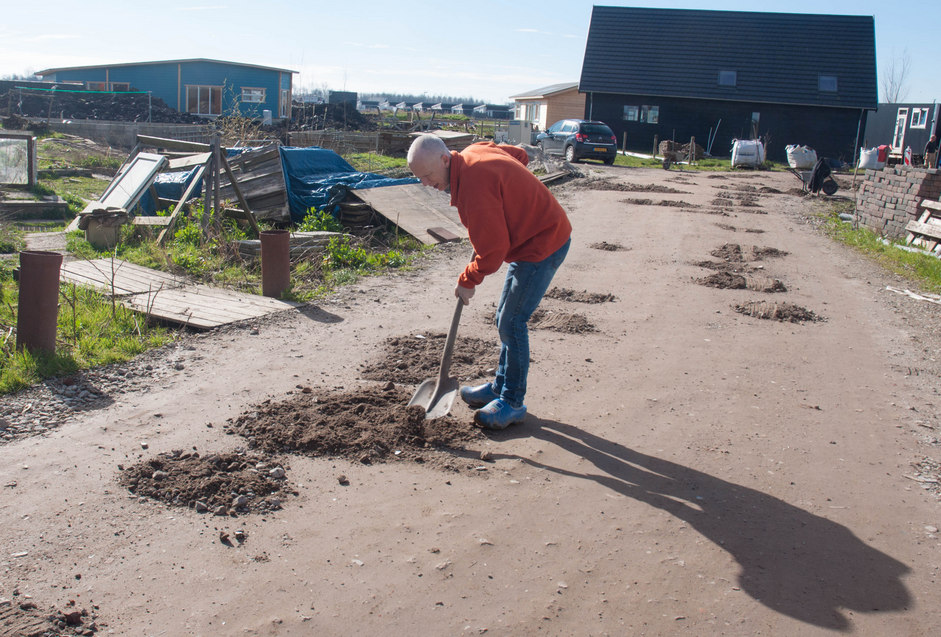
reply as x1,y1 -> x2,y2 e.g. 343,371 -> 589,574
593,147 -> 607,152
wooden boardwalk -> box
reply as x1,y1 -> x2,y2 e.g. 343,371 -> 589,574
60,259 -> 299,329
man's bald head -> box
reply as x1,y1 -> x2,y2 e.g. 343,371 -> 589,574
407,134 -> 452,192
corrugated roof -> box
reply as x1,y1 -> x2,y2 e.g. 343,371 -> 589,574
37,58 -> 296,76
579,7 -> 876,109
510,82 -> 580,100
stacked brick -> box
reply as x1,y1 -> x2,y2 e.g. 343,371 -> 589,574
855,167 -> 941,238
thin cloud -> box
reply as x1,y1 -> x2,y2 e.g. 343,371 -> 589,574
21,34 -> 80,43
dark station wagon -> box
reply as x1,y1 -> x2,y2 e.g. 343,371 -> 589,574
535,119 -> 618,164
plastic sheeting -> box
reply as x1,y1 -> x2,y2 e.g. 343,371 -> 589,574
279,146 -> 418,222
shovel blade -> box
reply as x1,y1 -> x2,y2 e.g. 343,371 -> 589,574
407,377 -> 459,419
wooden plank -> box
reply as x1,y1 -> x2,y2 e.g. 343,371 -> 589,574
61,259 -> 189,295
168,152 -> 212,171
921,199 -> 941,212
350,184 -> 466,245
906,220 -> 941,242
132,216 -> 172,226
59,258 -> 298,329
427,226 -> 461,242
138,135 -> 211,153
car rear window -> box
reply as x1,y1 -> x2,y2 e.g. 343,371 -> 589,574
581,124 -> 613,136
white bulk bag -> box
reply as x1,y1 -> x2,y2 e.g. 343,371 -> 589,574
786,144 -> 818,169
858,147 -> 884,170
731,139 -> 765,168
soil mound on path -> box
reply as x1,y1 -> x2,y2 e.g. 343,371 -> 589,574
120,450 -> 295,516
734,301 -> 824,323
225,385 -> 484,469
697,272 -> 787,292
581,180 -> 689,194
545,287 -> 617,303
360,334 -> 498,385
589,241 -> 628,251
530,309 -> 597,333
0,601 -> 100,636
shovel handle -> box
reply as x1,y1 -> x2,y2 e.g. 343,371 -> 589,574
436,298 -> 463,386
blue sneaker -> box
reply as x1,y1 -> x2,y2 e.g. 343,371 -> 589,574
474,399 -> 527,430
460,383 -> 498,409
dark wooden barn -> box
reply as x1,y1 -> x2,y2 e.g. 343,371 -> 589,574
578,7 -> 877,163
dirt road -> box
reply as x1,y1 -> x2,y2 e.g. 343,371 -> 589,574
2,166 -> 940,636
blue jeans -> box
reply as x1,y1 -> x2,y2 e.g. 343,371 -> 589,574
492,238 -> 570,408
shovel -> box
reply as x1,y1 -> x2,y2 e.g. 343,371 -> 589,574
408,297 -> 464,419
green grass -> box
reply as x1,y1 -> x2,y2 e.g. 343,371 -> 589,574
0,261 -> 174,394
818,198 -> 941,294
345,152 -> 408,174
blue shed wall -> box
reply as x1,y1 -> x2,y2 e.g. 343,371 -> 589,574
44,61 -> 291,119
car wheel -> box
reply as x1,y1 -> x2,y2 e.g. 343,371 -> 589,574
538,141 -> 549,154
565,145 -> 577,163
604,156 -> 615,166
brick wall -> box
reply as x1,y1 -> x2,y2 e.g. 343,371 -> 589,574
855,167 -> 941,238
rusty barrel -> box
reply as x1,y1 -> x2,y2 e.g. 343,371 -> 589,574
16,250 -> 64,355
260,230 -> 290,298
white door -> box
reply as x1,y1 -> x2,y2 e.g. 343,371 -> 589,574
892,108 -> 909,151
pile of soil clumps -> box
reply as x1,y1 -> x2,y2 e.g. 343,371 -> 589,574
0,598 -> 100,636
530,309 -> 598,334
291,102 -> 374,131
360,333 -> 498,385
733,301 -> 824,323
711,243 -> 789,262
225,385 -> 483,469
120,450 -> 295,516
2,88 -> 204,123
545,287 -> 617,304
589,241 -> 628,251
580,179 -> 688,194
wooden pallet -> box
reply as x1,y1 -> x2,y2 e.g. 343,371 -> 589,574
906,199 -> 941,253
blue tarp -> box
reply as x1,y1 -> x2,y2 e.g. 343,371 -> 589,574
138,148 -> 251,215
279,146 -> 418,222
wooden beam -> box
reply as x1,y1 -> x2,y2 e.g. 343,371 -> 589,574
137,135 -> 211,153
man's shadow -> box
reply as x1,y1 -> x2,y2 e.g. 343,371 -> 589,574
486,416 -> 911,630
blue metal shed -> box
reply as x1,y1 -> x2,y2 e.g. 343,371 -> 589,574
36,58 -> 296,121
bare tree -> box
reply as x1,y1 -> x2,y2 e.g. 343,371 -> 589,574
881,49 -> 912,103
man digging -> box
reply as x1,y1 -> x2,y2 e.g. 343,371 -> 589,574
406,134 -> 572,430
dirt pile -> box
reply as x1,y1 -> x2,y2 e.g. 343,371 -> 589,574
119,449 -> 296,516
290,101 -> 374,131
224,385 -> 484,469
2,88 -> 204,123
545,287 -> 617,304
0,599 -> 100,636
360,333 -> 498,385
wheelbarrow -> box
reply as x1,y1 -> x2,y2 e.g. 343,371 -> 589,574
788,162 -> 838,195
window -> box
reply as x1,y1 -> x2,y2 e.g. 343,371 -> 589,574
109,82 -> 129,92
911,108 -> 928,129
186,85 -> 222,116
86,81 -> 106,91
623,105 -> 639,121
718,70 -> 737,87
818,75 -> 838,92
640,105 -> 659,124
242,87 -> 266,104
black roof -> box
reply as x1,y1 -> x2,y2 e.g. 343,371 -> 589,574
580,6 -> 877,109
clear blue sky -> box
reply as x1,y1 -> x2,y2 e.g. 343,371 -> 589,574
1,0 -> 937,104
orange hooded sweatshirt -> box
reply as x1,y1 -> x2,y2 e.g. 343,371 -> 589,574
449,142 -> 572,288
